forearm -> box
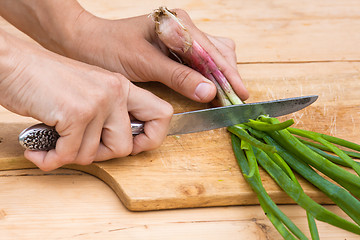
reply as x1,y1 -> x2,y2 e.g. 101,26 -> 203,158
0,0 -> 86,55
0,28 -> 45,116
0,29 -> 22,111
0,29 -> 19,87
1,4 -> 249,103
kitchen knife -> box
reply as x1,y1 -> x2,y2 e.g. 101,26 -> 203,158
18,95 -> 318,151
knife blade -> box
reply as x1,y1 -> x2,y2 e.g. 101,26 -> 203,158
18,95 -> 317,151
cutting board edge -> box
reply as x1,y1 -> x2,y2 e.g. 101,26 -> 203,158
119,191 -> 335,211
0,157 -> 335,211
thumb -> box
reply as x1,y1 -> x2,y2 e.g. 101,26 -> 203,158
138,46 -> 217,103
166,63 -> 217,103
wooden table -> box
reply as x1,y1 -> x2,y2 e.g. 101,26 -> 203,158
1,0 -> 360,239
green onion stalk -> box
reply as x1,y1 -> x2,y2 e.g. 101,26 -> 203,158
152,7 -> 360,239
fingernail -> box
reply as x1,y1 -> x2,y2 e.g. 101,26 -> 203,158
195,82 -> 213,101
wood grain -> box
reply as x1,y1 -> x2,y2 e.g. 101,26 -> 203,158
77,0 -> 360,62
1,62 -> 359,211
1,169 -> 357,239
1,0 -> 360,238
2,0 -> 360,62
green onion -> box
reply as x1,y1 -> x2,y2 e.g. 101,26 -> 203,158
152,7 -> 360,238
307,212 -> 320,240
304,143 -> 360,168
259,131 -> 360,223
297,138 -> 360,159
258,194 -> 298,240
245,118 -> 294,132
151,7 -> 242,105
261,117 -> 360,196
252,146 -> 360,234
228,125 -> 276,153
288,128 -> 360,176
290,128 -> 360,152
232,135 -> 308,240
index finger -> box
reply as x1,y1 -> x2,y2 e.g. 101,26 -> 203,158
126,84 -> 173,155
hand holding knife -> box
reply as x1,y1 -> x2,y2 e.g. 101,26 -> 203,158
19,95 -> 318,151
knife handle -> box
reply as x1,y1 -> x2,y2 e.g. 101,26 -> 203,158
18,121 -> 145,151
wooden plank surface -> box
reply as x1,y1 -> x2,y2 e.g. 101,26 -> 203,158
1,0 -> 360,238
1,168 -> 358,240
2,0 -> 360,62
77,0 -> 360,62
2,62 -> 359,211
1,169 -> 358,240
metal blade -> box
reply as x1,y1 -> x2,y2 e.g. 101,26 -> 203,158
168,95 -> 318,135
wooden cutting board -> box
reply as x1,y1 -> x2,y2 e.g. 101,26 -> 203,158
1,0 -> 360,211
1,61 -> 360,211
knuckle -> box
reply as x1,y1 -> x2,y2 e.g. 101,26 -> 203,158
66,102 -> 95,125
85,74 -> 126,111
160,101 -> 174,119
72,150 -> 96,165
149,138 -> 163,150
171,67 -> 193,90
108,74 -> 127,91
106,74 -> 123,91
111,141 -> 133,157
140,135 -> 163,153
104,74 -> 129,103
79,106 -> 96,123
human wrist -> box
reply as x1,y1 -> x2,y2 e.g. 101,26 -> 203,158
35,1 -> 92,57
0,0 -> 86,57
58,10 -> 101,61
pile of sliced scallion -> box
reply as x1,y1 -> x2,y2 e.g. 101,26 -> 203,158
152,7 -> 360,239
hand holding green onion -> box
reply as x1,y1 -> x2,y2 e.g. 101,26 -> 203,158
153,7 -> 360,239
